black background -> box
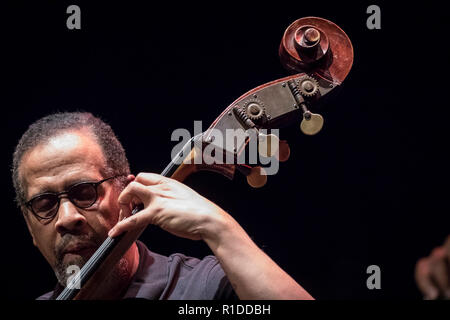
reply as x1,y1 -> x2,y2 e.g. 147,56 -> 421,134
1,1 -> 449,300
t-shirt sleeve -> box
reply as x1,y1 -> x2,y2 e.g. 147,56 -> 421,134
204,258 -> 239,300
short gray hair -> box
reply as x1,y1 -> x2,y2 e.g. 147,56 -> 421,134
12,112 -> 130,207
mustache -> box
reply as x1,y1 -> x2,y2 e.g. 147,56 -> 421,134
55,233 -> 103,261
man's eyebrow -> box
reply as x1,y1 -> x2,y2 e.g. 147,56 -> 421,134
62,176 -> 104,189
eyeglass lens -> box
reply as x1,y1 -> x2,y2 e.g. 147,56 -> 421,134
31,183 -> 98,218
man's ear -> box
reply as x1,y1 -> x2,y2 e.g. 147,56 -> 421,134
125,175 -> 139,210
126,174 -> 135,185
22,209 -> 38,247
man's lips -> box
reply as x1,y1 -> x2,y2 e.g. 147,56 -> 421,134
62,243 -> 96,255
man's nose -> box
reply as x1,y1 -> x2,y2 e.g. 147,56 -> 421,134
54,198 -> 87,235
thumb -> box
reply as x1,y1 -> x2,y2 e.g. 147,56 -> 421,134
118,203 -> 132,222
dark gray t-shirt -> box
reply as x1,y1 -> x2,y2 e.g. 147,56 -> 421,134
37,241 -> 237,300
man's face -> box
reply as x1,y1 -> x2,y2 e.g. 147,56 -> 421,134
19,129 -> 121,285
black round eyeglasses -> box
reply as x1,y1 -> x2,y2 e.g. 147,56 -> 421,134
25,175 -> 123,220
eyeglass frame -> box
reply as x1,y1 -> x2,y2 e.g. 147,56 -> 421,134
24,175 -> 124,220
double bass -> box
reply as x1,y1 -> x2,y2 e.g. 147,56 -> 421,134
56,16 -> 354,300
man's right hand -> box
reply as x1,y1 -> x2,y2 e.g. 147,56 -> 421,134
415,235 -> 450,299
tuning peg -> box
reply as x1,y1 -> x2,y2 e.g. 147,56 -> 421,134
258,133 -> 280,158
276,140 -> 291,162
236,165 -> 267,188
246,166 -> 267,188
300,110 -> 324,135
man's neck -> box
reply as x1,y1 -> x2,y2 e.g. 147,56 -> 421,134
67,242 -> 140,300
109,242 -> 140,299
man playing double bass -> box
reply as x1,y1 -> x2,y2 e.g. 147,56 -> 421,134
12,111 -> 313,300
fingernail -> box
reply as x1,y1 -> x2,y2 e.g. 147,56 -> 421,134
108,228 -> 115,238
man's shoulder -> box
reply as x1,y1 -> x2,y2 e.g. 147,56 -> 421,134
133,242 -> 235,300
136,241 -> 220,275
167,252 -> 219,271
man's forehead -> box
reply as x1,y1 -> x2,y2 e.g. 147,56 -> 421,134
20,130 -> 106,192
43,131 -> 89,152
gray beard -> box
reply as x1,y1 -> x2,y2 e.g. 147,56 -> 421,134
53,232 -> 102,287
53,235 -> 132,289
54,255 -> 86,287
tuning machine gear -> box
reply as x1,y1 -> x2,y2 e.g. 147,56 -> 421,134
244,99 -> 265,121
233,105 -> 279,158
297,75 -> 319,97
